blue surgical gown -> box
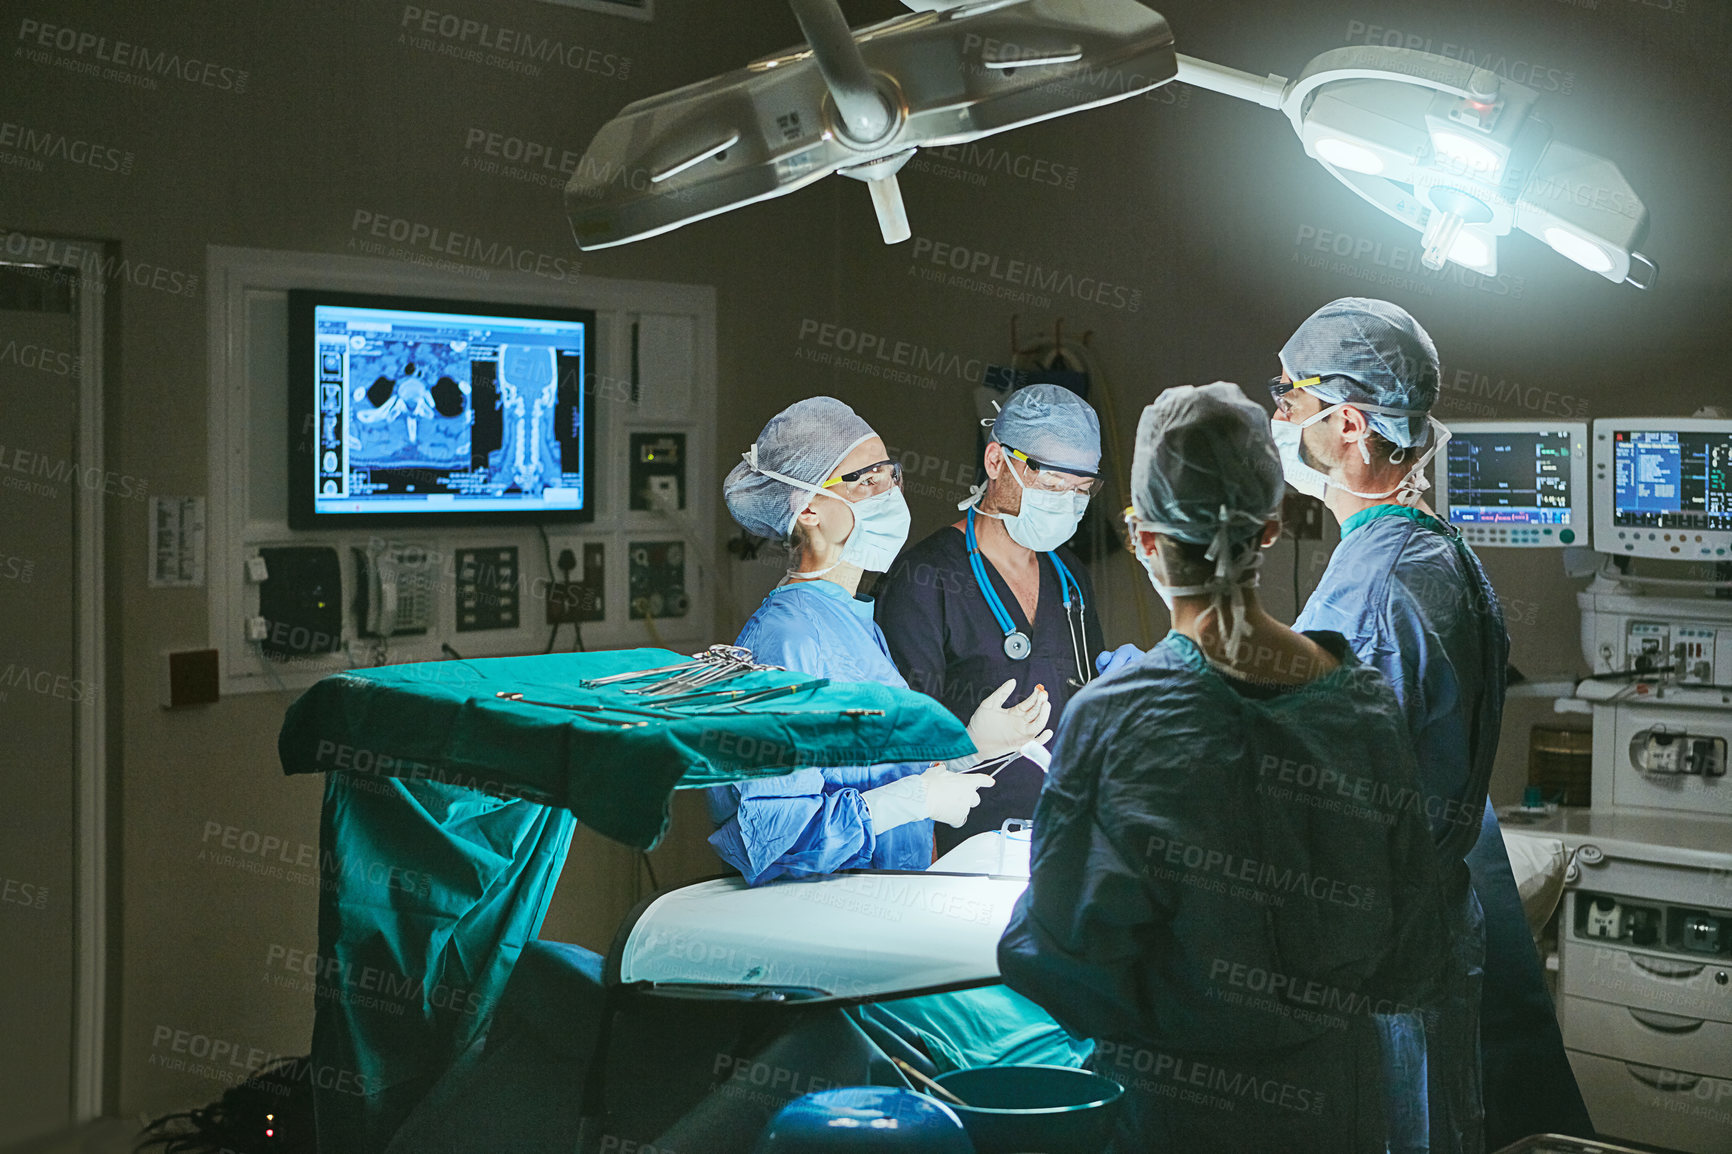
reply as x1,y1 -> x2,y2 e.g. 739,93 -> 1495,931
705,579 -> 934,885
875,527 -> 1102,855
1295,504 -> 1589,1150
999,630 -> 1449,1153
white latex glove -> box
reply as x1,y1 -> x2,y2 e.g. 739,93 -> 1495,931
861,772 -> 928,834
962,679 -> 1053,765
921,764 -> 996,827
862,764 -> 996,831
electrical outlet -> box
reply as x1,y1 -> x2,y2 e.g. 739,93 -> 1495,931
647,475 -> 679,513
547,542 -> 605,624
1283,491 -> 1325,540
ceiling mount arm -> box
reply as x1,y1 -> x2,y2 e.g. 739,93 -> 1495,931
788,0 -> 895,145
1173,54 -> 1286,109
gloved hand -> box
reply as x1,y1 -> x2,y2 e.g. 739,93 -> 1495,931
862,764 -> 996,831
962,679 -> 1052,764
922,764 -> 996,827
1095,644 -> 1145,678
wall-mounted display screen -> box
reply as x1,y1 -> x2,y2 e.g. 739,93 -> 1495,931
288,290 -> 595,528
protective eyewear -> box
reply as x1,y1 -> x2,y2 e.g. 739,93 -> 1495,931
823,459 -> 903,489
1267,374 -> 1354,418
1002,445 -> 1104,495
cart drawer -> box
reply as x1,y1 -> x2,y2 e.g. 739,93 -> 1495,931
1566,1048 -> 1732,1154
1562,993 -> 1732,1080
1562,941 -> 1732,1025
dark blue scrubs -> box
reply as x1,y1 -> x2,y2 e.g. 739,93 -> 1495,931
875,525 -> 1101,856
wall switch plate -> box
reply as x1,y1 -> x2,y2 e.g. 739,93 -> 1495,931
161,648 -> 220,708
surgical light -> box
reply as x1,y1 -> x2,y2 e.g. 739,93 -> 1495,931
566,0 -> 1654,288
1450,229 -> 1493,271
1429,129 -> 1504,178
1312,136 -> 1385,176
1544,226 -> 1616,274
1173,46 -> 1653,285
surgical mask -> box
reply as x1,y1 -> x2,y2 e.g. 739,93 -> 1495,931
835,485 -> 911,572
1273,406 -> 1449,508
787,485 -> 911,580
963,459 -> 1090,552
1271,419 -> 1330,501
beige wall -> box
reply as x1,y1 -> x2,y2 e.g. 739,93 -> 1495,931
4,0 -> 1728,1122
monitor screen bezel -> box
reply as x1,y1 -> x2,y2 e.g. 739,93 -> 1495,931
288,289 -> 598,530
1434,420 -> 1590,544
1592,417 -> 1732,560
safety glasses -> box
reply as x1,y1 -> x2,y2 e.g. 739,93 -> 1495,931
1002,445 -> 1104,495
823,459 -> 903,490
1267,374 -> 1354,418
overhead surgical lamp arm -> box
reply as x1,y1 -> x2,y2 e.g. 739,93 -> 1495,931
789,0 -> 895,144
787,0 -> 913,241
1172,54 -> 1285,110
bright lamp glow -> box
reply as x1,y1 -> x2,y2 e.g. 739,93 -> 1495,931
1429,129 -> 1502,176
1450,230 -> 1492,270
1313,136 -> 1385,175
1543,226 -> 1616,273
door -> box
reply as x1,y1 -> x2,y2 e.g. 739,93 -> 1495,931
0,260 -> 85,1143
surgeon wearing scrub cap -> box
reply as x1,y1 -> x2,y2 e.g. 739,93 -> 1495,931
708,397 -> 1052,886
1279,299 -> 1591,1150
877,383 -> 1103,854
1000,382 -> 1450,1153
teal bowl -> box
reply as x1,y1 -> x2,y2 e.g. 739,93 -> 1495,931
929,1064 -> 1123,1154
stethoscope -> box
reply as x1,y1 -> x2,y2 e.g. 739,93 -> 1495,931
965,506 -> 1092,686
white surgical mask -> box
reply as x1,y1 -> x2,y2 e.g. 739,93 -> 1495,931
1272,406 -> 1448,508
1271,419 -> 1331,501
835,486 -> 911,572
962,458 -> 1090,552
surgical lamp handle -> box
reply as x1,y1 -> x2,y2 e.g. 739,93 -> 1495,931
1274,47 -> 1499,132
789,0 -> 893,144
1173,54 -> 1286,110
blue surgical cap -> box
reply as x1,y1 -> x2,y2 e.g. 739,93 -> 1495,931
1278,297 -> 1440,449
724,397 -> 874,540
1132,382 -> 1284,549
989,384 -> 1101,474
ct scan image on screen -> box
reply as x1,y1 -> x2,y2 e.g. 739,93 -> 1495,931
309,300 -> 587,519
